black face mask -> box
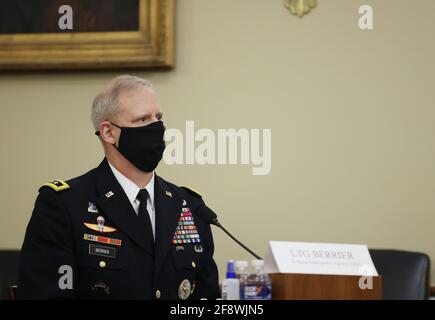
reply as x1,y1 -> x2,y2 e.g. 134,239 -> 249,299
96,120 -> 166,172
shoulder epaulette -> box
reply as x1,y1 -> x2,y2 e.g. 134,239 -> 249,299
179,186 -> 202,199
39,179 -> 70,192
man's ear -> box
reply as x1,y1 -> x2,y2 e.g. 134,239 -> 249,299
99,121 -> 117,145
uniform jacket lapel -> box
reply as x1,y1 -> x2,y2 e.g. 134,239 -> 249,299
93,159 -> 154,256
154,175 -> 182,279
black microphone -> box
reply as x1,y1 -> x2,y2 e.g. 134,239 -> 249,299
196,204 -> 261,260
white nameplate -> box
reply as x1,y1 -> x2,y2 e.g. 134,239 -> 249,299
264,241 -> 378,276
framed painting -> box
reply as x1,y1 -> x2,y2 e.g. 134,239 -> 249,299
0,0 -> 175,70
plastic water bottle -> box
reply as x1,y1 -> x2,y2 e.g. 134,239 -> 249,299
235,260 -> 249,300
221,260 -> 240,300
243,259 -> 272,300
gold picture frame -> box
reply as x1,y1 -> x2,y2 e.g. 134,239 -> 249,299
0,0 -> 175,70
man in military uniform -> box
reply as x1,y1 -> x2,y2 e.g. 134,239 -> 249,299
18,75 -> 220,300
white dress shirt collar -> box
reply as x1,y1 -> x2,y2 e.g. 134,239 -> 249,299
108,161 -> 155,207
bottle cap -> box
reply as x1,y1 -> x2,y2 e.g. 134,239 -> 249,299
251,259 -> 264,268
235,260 -> 249,268
226,260 -> 236,278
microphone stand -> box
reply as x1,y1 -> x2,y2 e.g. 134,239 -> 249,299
211,218 -> 262,260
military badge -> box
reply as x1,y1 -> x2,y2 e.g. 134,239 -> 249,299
83,234 -> 122,246
178,279 -> 191,300
84,222 -> 117,233
105,191 -> 114,198
88,244 -> 116,259
88,202 -> 99,213
84,216 -> 117,233
39,179 -> 70,192
91,282 -> 111,296
172,208 -> 201,244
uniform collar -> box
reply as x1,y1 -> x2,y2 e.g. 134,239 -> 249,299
93,158 -> 154,255
108,161 -> 155,207
94,158 -> 183,276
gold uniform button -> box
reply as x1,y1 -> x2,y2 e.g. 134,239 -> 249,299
99,261 -> 106,268
155,290 -> 161,299
192,261 -> 196,268
191,281 -> 196,294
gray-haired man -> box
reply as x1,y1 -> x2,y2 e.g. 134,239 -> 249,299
18,75 -> 220,300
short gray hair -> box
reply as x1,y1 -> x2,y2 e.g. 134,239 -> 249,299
91,75 -> 153,130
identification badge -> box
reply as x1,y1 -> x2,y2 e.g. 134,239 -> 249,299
89,244 -> 116,259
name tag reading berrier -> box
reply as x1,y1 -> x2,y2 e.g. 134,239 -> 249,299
89,244 -> 116,259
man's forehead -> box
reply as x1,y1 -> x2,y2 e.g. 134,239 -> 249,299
119,86 -> 157,102
118,87 -> 160,114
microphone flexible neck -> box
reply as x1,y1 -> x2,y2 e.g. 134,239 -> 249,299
212,218 -> 261,260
